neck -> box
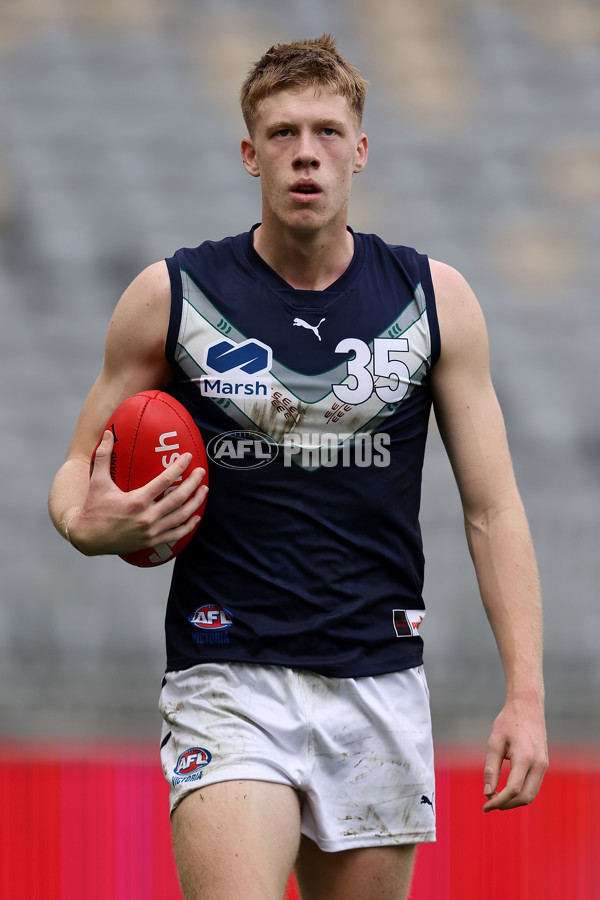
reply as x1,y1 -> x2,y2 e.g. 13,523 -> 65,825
252,221 -> 354,291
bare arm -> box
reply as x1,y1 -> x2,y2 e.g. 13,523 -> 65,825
430,259 -> 548,811
48,261 -> 207,555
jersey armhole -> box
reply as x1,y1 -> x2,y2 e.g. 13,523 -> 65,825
165,254 -> 183,362
417,253 -> 441,366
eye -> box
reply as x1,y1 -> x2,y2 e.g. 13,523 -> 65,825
321,127 -> 338,137
273,128 -> 292,138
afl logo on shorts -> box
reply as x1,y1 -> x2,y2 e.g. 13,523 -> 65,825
174,747 -> 212,776
173,747 -> 212,786
189,604 -> 233,631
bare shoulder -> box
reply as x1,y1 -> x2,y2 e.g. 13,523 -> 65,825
429,258 -> 489,366
430,259 -> 486,330
429,258 -> 495,439
108,260 -> 171,333
104,260 -> 172,373
429,258 -> 468,294
62,260 -> 173,461
130,259 -> 171,299
427,262 -> 523,520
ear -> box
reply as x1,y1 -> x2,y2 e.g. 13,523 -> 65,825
241,137 -> 260,178
353,133 -> 368,174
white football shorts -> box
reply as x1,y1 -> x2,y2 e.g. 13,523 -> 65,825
159,662 -> 436,851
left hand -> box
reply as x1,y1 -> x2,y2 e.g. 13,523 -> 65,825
482,692 -> 548,812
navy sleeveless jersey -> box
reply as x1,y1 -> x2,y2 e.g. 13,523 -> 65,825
163,226 -> 440,678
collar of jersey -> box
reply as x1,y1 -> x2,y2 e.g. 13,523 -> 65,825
242,224 -> 365,299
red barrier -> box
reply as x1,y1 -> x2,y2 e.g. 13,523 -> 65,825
0,743 -> 597,899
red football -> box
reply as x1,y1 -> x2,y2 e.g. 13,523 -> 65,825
92,390 -> 208,567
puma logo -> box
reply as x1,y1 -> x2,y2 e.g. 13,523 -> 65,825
293,317 -> 325,341
420,795 -> 434,810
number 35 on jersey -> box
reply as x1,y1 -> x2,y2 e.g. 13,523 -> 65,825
332,337 -> 410,405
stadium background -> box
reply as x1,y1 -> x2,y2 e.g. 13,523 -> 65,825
1,0 -> 598,896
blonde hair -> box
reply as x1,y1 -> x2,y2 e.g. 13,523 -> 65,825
240,34 -> 368,135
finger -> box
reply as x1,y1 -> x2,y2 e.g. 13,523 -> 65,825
142,452 -> 196,500
155,466 -> 207,514
145,494 -> 206,548
90,430 -> 115,480
142,469 -> 208,542
158,479 -> 208,526
483,759 -> 526,812
151,512 -> 203,548
483,741 -> 505,800
484,755 -> 547,812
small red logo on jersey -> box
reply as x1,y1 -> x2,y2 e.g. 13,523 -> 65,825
393,609 -> 425,637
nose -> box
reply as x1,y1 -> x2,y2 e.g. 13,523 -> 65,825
292,131 -> 320,169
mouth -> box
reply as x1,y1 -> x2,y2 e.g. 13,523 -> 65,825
290,180 -> 322,202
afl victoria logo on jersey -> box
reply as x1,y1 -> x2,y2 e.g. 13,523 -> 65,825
189,604 -> 234,631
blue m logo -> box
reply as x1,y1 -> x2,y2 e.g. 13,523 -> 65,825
204,338 -> 272,375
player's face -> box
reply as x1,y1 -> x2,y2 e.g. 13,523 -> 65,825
241,87 -> 368,236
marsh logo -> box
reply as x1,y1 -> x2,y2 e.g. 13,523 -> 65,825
201,338 -> 272,400
207,430 -> 280,469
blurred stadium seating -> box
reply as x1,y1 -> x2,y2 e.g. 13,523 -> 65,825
0,1 -> 599,893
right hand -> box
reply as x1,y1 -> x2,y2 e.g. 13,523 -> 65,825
67,429 -> 208,556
